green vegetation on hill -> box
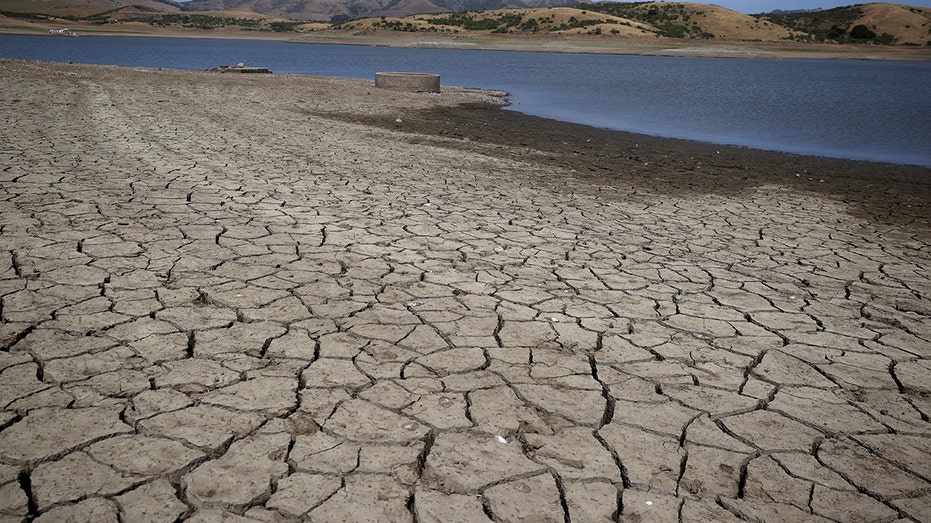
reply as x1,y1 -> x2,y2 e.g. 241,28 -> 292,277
140,14 -> 262,29
574,2 -> 713,38
348,10 -> 626,34
415,11 -> 615,33
761,5 -> 895,43
425,12 -> 523,31
0,9 -> 58,20
130,13 -> 305,31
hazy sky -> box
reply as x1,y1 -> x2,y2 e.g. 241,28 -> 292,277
687,1 -> 931,14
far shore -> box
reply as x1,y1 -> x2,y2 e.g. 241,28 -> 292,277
3,16 -> 931,61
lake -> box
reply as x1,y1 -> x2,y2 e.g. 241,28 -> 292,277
2,34 -> 929,166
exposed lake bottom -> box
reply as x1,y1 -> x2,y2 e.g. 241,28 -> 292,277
2,60 -> 930,522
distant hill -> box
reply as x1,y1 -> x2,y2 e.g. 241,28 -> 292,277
175,1 -> 931,40
768,9 -> 822,15
2,0 -> 928,45
578,2 -> 796,39
338,1 -> 930,44
763,2 -> 931,45
0,0 -> 182,18
179,0 -> 588,22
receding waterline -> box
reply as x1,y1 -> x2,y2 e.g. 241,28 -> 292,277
1,34 -> 929,167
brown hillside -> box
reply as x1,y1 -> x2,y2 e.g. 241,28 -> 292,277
82,5 -> 273,23
196,9 -> 279,18
854,3 -> 931,44
0,0 -> 180,17
179,0 -> 585,22
346,3 -> 798,41
4,0 -> 82,16
516,7 -> 655,36
394,7 -> 657,36
3,0 -> 929,48
366,0 -> 450,18
628,2 -> 798,40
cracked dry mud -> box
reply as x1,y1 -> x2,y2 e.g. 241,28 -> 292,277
1,58 -> 930,522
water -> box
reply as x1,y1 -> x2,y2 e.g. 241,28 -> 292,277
2,34 -> 929,166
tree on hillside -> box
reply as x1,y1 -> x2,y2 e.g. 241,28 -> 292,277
850,24 -> 876,40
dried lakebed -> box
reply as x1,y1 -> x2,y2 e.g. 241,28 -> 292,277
0,59 -> 929,522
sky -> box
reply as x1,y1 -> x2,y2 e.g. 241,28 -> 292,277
686,0 -> 931,14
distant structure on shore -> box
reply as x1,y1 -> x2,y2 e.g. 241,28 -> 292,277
203,63 -> 272,74
49,28 -> 78,36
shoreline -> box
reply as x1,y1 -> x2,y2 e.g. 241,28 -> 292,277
488,105 -> 931,169
3,19 -> 931,62
3,51 -> 929,169
291,33 -> 931,62
390,98 -> 931,231
6,58 -> 926,226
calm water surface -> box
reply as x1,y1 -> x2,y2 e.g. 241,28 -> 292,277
2,34 -> 929,166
